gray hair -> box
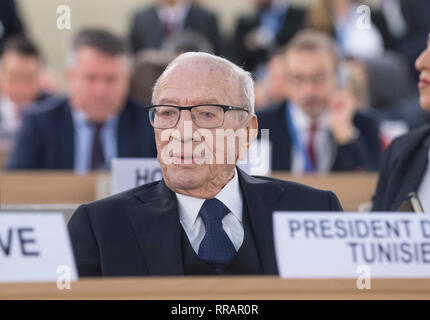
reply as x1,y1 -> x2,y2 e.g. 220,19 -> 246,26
152,52 -> 255,114
66,28 -> 130,67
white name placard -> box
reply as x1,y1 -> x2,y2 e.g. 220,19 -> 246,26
0,213 -> 78,282
111,158 -> 162,194
273,212 -> 430,278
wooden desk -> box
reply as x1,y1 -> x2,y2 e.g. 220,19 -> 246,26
0,171 -> 106,204
0,171 -> 378,210
1,277 -> 429,299
0,148 -> 8,169
272,172 -> 378,211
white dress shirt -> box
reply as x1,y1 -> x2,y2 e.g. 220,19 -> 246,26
157,3 -> 190,33
176,168 -> 244,254
418,148 -> 430,213
289,104 -> 334,175
0,96 -> 20,135
71,109 -> 118,174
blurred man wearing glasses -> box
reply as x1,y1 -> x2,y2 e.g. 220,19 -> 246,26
68,52 -> 342,277
257,30 -> 381,174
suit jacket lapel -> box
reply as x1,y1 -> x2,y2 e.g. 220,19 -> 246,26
237,167 -> 285,274
392,127 -> 430,208
280,103 -> 293,169
117,101 -> 135,157
126,180 -> 184,275
146,6 -> 165,47
56,100 -> 74,169
265,102 -> 292,170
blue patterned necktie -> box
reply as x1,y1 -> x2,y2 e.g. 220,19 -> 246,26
198,198 -> 236,272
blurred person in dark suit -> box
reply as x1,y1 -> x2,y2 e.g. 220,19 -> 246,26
257,30 -> 381,174
379,0 -> 430,80
0,36 -> 49,148
0,0 -> 25,52
129,0 -> 226,56
6,29 -> 156,172
372,34 -> 430,212
68,51 -> 342,277
233,0 -> 305,73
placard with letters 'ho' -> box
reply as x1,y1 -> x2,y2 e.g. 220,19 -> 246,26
111,157 -> 162,194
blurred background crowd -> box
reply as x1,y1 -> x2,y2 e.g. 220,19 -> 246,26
0,0 -> 429,175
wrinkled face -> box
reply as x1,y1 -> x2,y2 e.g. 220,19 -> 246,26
66,47 -> 129,123
416,35 -> 430,113
153,60 -> 257,195
285,49 -> 337,119
0,52 -> 42,109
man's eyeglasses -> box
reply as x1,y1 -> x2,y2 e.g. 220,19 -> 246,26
145,104 -> 249,129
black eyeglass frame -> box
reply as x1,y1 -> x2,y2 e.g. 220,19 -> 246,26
145,104 -> 249,129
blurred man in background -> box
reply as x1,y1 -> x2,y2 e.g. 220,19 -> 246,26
257,30 -> 381,174
0,36 -> 49,147
233,0 -> 305,73
6,29 -> 156,171
373,34 -> 430,212
129,0 -> 226,56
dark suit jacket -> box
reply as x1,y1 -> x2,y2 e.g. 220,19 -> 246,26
372,124 -> 430,211
395,0 -> 430,79
6,96 -> 156,169
233,6 -> 305,72
129,4 -> 226,56
68,168 -> 342,277
257,102 -> 381,171
0,0 -> 25,51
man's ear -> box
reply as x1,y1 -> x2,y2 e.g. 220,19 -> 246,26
247,114 -> 259,143
238,114 -> 258,161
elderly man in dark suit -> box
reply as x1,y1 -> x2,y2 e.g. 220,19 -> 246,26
257,30 -> 381,174
372,33 -> 430,212
6,29 -> 156,171
68,52 -> 342,277
129,0 -> 226,56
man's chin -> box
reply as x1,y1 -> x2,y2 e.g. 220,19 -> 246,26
420,96 -> 430,113
302,105 -> 325,117
86,114 -> 109,123
165,168 -> 207,192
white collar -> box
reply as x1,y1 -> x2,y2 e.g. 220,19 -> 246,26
176,168 -> 243,229
0,96 -> 19,130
